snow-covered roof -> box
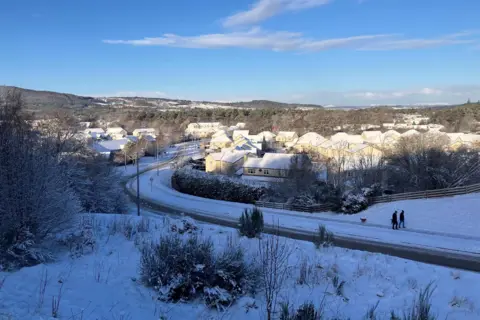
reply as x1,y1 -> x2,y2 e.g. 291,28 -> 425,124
297,132 -> 327,146
93,139 -> 128,153
126,135 -> 138,143
235,122 -> 246,128
233,130 -> 249,138
362,131 -> 382,139
330,132 -> 349,141
85,128 -> 105,134
344,135 -> 364,144
277,131 -> 297,139
256,131 -> 276,141
210,134 -> 233,143
106,127 -> 126,134
208,150 -> 249,163
460,134 -> 480,143
212,130 -> 228,138
402,129 -> 420,137
133,128 -> 156,134
244,153 -> 294,170
383,130 -> 401,138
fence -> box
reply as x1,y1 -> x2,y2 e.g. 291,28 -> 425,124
255,201 -> 333,213
370,182 -> 480,204
256,182 -> 480,213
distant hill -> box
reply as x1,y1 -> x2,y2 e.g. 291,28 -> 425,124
0,86 -> 101,111
0,86 -> 324,112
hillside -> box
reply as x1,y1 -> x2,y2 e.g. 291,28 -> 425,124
0,86 -> 324,112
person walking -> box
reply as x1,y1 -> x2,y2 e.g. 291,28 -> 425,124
399,210 -> 405,228
391,211 -> 398,230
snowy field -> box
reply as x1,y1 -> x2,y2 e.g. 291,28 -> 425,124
132,168 -> 480,255
1,213 -> 478,320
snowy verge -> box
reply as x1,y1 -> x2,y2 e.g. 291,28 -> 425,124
1,213 -> 479,320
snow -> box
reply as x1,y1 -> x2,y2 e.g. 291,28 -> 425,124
297,132 -> 327,146
93,139 -> 129,153
276,131 -> 297,139
133,168 -> 480,255
244,153 -> 294,170
1,213 -> 479,320
208,150 -> 249,163
210,134 -> 233,143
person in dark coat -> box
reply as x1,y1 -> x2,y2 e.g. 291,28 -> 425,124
391,211 -> 398,230
399,210 -> 405,228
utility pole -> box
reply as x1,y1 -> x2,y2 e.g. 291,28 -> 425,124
136,150 -> 140,216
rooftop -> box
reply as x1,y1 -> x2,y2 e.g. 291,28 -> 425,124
244,153 -> 295,170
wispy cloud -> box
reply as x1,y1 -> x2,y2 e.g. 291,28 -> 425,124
358,31 -> 478,50
291,85 -> 480,106
223,0 -> 332,27
104,29 -> 477,52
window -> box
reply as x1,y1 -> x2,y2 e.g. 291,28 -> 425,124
247,169 -> 255,174
264,169 -> 270,175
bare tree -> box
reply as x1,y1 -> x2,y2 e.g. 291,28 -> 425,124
258,227 -> 292,320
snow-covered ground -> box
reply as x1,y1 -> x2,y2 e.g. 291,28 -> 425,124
1,213 -> 479,320
132,168 -> 480,255
319,194 -> 480,239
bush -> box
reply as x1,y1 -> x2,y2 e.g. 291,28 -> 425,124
280,301 -> 322,320
171,167 -> 267,204
140,234 -> 257,309
239,207 -> 264,238
314,225 -> 334,248
401,282 -> 437,320
341,191 -> 368,214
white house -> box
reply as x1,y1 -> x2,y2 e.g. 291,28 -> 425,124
133,128 -> 156,138
92,139 -> 129,157
233,130 -> 250,140
84,128 -> 106,140
106,127 -> 127,140
242,153 -> 296,182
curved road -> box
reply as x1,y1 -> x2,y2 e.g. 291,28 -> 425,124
124,150 -> 480,273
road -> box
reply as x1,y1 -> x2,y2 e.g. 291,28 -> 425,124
124,145 -> 480,273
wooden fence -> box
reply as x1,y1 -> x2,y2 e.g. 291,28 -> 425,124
370,183 -> 480,204
256,182 -> 480,213
255,201 -> 333,213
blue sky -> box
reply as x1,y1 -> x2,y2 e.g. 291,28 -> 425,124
1,0 -> 479,106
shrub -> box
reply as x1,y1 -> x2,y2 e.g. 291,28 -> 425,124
341,191 -> 368,214
172,167 -> 267,204
390,282 -> 437,320
313,225 -> 335,248
140,234 -> 257,309
280,301 -> 322,320
239,207 -> 264,238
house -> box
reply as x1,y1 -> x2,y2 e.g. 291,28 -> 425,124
185,122 -> 223,138
212,130 -> 229,138
133,128 -> 156,138
235,122 -> 246,129
205,150 -> 250,175
231,136 -> 262,153
401,129 -> 420,137
243,153 -> 296,181
275,131 -> 298,145
294,132 -> 327,152
84,128 -> 106,140
330,132 -> 349,142
382,123 -> 395,129
210,134 -> 233,150
106,127 -> 127,140
92,139 -> 129,157
361,131 -> 383,144
233,130 -> 250,140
